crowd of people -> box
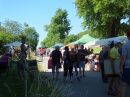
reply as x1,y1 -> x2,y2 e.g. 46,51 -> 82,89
35,48 -> 51,61
48,31 -> 130,97
49,44 -> 95,83
1,31 -> 129,97
98,31 -> 130,97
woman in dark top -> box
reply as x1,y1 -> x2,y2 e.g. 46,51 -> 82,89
0,52 -> 10,72
51,46 -> 62,80
62,46 -> 76,83
0,53 -> 10,66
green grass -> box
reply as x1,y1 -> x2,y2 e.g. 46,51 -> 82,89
0,61 -> 25,97
93,47 -> 102,54
29,52 -> 44,72
0,55 -> 65,97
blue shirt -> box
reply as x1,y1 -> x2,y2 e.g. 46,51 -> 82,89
122,40 -> 130,68
118,48 -> 122,56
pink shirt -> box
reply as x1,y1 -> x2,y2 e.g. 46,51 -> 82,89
0,55 -> 9,63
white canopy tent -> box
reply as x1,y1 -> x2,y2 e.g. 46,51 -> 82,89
84,36 -> 128,48
4,41 -> 28,47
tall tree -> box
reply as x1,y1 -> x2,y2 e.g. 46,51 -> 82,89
0,20 -> 39,54
0,30 -> 14,54
64,34 -> 77,44
74,0 -> 130,38
22,27 -> 39,50
42,8 -> 72,47
3,20 -> 23,35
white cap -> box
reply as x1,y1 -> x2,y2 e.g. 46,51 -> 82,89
114,39 -> 122,45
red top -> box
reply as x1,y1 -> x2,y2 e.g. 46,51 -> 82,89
39,48 -> 44,53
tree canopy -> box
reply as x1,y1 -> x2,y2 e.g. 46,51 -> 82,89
41,8 -> 72,47
0,20 -> 39,54
74,0 -> 130,38
22,27 -> 39,50
64,34 -> 77,44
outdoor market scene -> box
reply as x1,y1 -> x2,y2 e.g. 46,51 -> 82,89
0,1 -> 130,97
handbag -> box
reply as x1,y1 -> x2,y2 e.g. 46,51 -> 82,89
48,57 -> 54,69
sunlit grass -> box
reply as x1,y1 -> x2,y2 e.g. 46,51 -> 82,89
0,53 -> 73,97
29,52 -> 44,72
93,47 -> 102,54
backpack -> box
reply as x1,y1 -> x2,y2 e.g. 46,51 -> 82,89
64,51 -> 76,68
66,51 -> 76,63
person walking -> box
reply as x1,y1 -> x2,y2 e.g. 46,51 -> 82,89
71,48 -> 80,81
78,45 -> 89,78
51,46 -> 62,80
99,45 -> 110,83
118,30 -> 130,97
62,46 -> 74,83
107,39 -> 122,96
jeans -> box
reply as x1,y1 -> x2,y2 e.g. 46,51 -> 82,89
52,65 -> 59,75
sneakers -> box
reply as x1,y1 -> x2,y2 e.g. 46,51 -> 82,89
83,75 -> 86,77
62,80 -> 66,83
77,77 -> 80,81
70,81 -> 73,83
52,77 -> 55,80
80,76 -> 82,78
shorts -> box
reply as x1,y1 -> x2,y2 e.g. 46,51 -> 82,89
122,68 -> 130,84
79,61 -> 86,68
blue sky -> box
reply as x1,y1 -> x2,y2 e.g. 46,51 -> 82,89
0,0 -> 84,47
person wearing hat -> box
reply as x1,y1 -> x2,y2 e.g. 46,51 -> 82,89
119,30 -> 130,97
107,39 -> 122,96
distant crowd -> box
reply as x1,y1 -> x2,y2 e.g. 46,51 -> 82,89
49,44 -> 96,83
45,31 -> 130,97
1,30 -> 130,97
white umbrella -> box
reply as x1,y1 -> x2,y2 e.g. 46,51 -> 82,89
84,36 -> 127,48
4,41 -> 28,47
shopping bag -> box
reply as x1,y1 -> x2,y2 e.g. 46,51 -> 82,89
48,58 -> 54,69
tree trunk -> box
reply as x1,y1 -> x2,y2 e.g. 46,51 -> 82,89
108,17 -> 113,38
107,17 -> 120,38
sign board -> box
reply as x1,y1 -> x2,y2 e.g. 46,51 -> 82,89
104,60 -> 120,74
